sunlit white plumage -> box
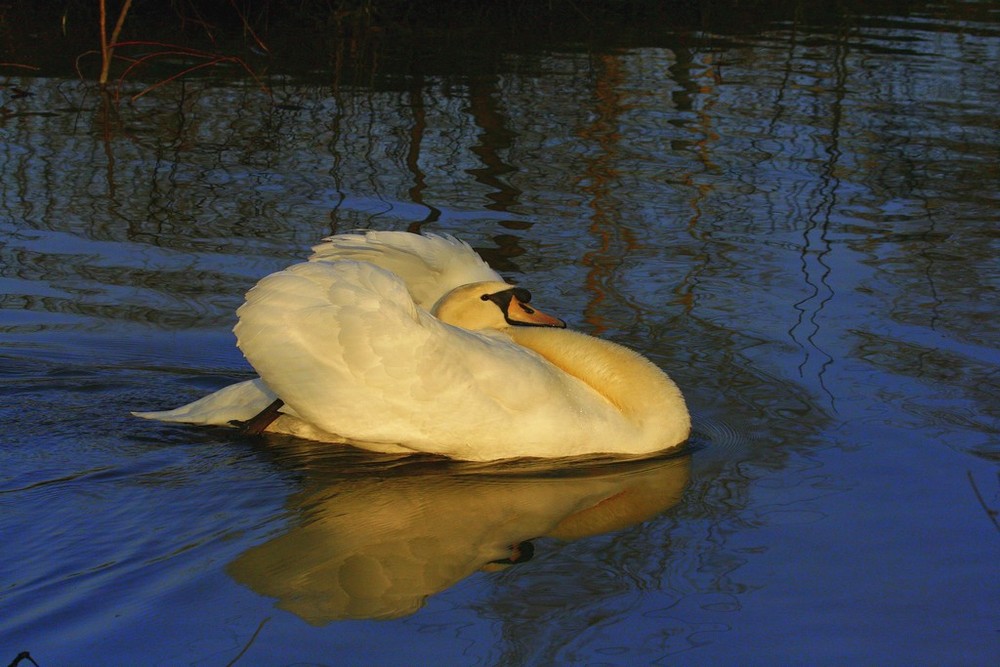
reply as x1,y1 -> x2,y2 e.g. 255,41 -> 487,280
135,231 -> 690,460
308,230 -> 502,309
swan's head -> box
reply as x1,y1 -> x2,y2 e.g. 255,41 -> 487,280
432,281 -> 566,331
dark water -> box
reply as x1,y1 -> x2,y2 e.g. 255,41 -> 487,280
2,2 -> 998,664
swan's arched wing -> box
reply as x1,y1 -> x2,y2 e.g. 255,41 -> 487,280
233,261 -> 606,458
308,231 -> 503,309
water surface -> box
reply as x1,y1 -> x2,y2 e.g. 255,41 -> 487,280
1,2 -> 997,664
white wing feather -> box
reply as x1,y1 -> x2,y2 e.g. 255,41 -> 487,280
132,378 -> 276,425
309,231 -> 503,309
233,260 -> 617,459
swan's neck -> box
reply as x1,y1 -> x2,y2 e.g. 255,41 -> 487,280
508,327 -> 690,446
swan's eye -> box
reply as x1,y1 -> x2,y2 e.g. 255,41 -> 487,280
480,294 -> 491,301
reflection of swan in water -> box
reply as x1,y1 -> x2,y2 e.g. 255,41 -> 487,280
228,447 -> 690,623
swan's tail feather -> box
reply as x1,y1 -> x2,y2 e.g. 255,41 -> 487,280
132,378 -> 278,427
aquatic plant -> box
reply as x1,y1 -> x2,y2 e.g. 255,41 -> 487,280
72,0 -> 270,101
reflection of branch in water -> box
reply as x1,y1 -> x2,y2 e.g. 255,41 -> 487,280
669,47 -> 720,317
966,471 -> 1000,534
788,30 -> 848,411
324,97 -> 349,235
7,652 -> 40,667
97,89 -> 119,200
404,76 -> 441,232
576,53 -> 640,335
476,232 -> 527,274
224,616 -> 270,667
466,75 -> 521,213
902,187 -> 946,334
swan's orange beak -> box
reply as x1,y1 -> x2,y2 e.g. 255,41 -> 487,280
507,294 -> 566,328
484,286 -> 567,328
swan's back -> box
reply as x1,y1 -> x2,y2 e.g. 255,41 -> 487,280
309,231 -> 502,309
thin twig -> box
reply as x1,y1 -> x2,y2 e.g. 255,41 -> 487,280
225,617 -> 271,667
108,0 -> 134,51
111,40 -> 222,55
228,0 -> 270,54
99,0 -> 108,82
966,470 -> 1000,533
111,49 -> 269,102
130,58 -> 232,101
99,0 -> 134,85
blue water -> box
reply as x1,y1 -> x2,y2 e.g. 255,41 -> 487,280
1,3 -> 998,664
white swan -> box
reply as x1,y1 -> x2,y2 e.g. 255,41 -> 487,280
135,231 -> 690,460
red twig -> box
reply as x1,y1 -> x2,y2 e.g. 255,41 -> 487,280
0,63 -> 41,71
228,0 -> 270,55
106,42 -> 270,102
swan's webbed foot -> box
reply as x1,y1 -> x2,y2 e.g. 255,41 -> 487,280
230,398 -> 285,435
